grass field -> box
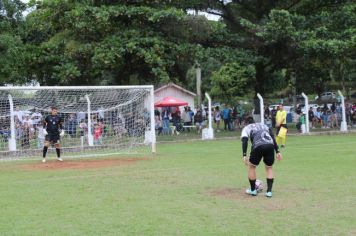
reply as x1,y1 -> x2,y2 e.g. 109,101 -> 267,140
0,134 -> 355,235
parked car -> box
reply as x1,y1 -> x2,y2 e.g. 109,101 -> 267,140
317,92 -> 337,102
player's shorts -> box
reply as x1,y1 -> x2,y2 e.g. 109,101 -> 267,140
45,134 -> 60,144
249,144 -> 275,167
276,124 -> 287,136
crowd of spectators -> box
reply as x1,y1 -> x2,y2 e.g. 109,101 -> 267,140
154,104 -> 254,135
263,102 -> 356,133
0,106 -> 148,149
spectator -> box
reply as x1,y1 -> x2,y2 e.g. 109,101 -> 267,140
155,115 -> 163,135
222,105 -> 231,131
94,123 -> 103,145
331,102 -> 336,113
161,107 -> 171,135
113,116 -> 126,138
194,108 -> 204,133
188,107 -> 194,124
329,109 -> 339,128
31,108 -> 43,132
351,109 -> 356,127
314,107 -> 322,127
79,120 -> 88,141
21,123 -> 31,149
65,113 -> 78,138
322,104 -> 330,128
237,105 -> 245,128
13,106 -> 25,123
214,106 -> 221,132
295,112 -> 301,132
181,106 -> 192,132
22,114 -> 34,139
308,107 -> 315,129
231,106 -> 238,130
171,107 -> 181,130
0,117 -> 10,141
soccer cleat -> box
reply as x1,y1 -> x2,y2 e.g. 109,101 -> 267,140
245,189 -> 257,196
265,192 -> 272,198
42,158 -> 46,163
57,158 -> 63,162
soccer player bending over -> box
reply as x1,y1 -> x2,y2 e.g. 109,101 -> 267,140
241,117 -> 282,198
42,107 -> 65,163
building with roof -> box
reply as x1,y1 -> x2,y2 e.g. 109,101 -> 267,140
154,83 -> 196,109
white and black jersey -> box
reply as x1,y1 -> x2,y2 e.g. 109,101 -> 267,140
241,123 -> 274,150
241,122 -> 279,166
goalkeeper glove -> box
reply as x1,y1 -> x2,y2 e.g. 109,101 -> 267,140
43,129 -> 48,136
60,130 -> 65,137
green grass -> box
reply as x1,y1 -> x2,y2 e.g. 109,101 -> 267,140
0,134 -> 355,235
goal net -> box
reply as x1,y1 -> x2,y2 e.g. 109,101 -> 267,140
0,86 -> 156,160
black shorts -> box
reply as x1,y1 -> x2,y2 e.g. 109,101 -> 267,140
249,144 -> 275,167
45,134 -> 60,144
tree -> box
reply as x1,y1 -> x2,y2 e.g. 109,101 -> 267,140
175,0 -> 356,97
210,62 -> 256,103
0,0 -> 27,85
21,1 -> 205,86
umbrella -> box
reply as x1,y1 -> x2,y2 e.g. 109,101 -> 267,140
154,96 -> 188,107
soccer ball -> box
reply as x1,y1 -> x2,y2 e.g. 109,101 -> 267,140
255,179 -> 263,192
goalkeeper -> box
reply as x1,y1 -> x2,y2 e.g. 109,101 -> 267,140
241,117 -> 282,198
42,107 -> 64,163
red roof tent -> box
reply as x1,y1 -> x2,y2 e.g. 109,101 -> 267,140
154,96 -> 188,107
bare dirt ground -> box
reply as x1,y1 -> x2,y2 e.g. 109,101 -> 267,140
22,158 -> 149,171
209,187 -> 298,211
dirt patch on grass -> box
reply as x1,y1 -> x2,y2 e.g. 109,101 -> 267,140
209,187 -> 251,201
22,158 -> 148,171
208,187 -> 298,211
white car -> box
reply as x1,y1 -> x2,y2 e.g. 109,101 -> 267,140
316,92 -> 337,102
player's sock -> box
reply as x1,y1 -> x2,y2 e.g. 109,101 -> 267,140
56,148 -> 60,158
43,146 -> 48,158
267,178 -> 274,192
249,179 -> 256,191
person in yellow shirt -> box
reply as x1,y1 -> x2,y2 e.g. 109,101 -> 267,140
275,104 -> 287,148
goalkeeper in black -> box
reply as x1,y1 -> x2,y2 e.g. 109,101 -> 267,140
42,107 -> 64,162
241,117 -> 282,198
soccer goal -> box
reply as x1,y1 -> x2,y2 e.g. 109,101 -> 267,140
0,86 -> 156,160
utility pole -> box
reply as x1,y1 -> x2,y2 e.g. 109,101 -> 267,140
291,72 -> 297,107
196,62 -> 201,107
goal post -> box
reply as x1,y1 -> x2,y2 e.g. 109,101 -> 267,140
0,85 -> 156,159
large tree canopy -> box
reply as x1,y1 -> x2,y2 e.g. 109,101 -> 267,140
0,0 -> 355,100
186,0 -> 356,97
0,0 -> 27,84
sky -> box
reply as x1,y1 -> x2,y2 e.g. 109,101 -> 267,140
20,0 -> 220,21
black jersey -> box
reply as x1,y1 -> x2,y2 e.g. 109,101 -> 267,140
241,123 -> 274,150
45,115 -> 63,134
